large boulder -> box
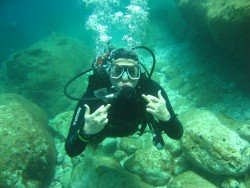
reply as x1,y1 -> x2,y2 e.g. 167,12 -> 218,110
180,108 -> 250,176
1,33 -> 94,118
175,0 -> 250,66
168,171 -> 217,188
70,155 -> 152,188
123,146 -> 173,186
0,93 -> 56,188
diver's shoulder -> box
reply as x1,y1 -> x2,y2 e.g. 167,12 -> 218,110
141,76 -> 162,87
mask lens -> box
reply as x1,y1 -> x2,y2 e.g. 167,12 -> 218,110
110,65 -> 140,79
110,65 -> 124,78
128,66 -> 140,79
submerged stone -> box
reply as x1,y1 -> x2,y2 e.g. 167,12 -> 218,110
2,33 -> 93,118
181,108 -> 250,176
0,93 -> 56,187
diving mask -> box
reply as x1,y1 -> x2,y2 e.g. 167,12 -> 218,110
109,64 -> 140,80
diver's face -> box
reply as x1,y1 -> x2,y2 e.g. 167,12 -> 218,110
109,58 -> 140,92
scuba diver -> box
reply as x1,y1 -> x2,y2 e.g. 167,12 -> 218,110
64,47 -> 183,157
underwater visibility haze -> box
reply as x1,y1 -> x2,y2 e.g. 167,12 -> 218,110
0,0 -> 250,187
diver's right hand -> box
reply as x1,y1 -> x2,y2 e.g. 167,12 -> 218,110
83,104 -> 111,135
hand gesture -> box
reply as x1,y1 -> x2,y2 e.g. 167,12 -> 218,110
142,90 -> 170,122
83,104 -> 111,134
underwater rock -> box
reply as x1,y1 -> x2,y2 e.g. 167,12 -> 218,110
114,150 -> 127,162
181,108 -> 250,176
168,170 -> 217,188
70,155 -> 152,188
85,166 -> 153,188
48,140 -> 73,188
175,0 -> 250,64
123,146 -> 173,186
243,173 -> 250,188
0,93 -> 56,187
2,33 -> 94,118
49,111 -> 73,140
221,177 -> 245,188
94,137 -> 119,156
238,124 -> 250,142
48,111 -> 75,188
118,137 -> 143,155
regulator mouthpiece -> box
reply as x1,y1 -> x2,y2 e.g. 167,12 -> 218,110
118,86 -> 137,100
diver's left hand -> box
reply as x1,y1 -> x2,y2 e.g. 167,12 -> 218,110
142,90 -> 170,122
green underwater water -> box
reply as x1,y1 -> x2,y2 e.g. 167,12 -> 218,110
0,0 -> 94,64
0,0 -> 250,187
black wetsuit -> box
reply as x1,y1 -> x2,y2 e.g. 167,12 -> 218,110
65,73 -> 183,157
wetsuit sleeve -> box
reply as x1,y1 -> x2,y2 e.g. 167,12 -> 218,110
65,94 -> 88,157
65,74 -> 109,157
159,87 -> 183,140
144,80 -> 183,140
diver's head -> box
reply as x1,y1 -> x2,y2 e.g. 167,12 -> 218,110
109,48 -> 140,92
